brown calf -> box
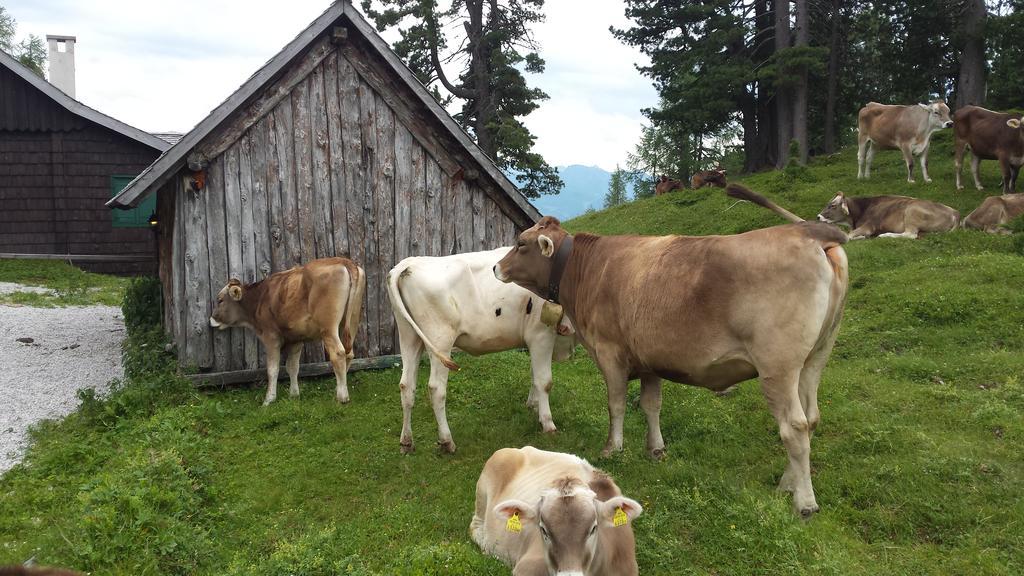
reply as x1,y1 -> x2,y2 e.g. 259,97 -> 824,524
209,257 -> 365,405
963,194 -> 1024,234
857,101 -> 953,183
691,167 -> 727,189
654,175 -> 684,195
953,105 -> 1024,193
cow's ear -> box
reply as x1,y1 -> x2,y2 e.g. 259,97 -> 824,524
494,499 -> 537,522
600,496 -> 643,525
1007,118 -> 1022,129
228,284 -> 244,301
538,235 -> 556,258
918,103 -> 930,110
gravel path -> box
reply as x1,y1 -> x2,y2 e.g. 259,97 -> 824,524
0,297 -> 124,473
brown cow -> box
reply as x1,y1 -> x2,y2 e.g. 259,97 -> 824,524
494,212 -> 848,518
962,193 -> 1024,234
209,257 -> 365,405
691,167 -> 728,189
953,105 -> 1024,193
471,446 -> 642,576
857,101 -> 953,183
805,191 -> 959,240
654,175 -> 684,195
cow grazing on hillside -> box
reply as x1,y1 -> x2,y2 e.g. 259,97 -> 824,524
387,249 -> 575,454
494,212 -> 848,518
807,191 -> 959,240
963,194 -> 1024,234
654,175 -> 684,195
953,105 -> 1024,193
209,257 -> 365,406
691,167 -> 728,189
857,101 -> 953,183
471,446 -> 642,576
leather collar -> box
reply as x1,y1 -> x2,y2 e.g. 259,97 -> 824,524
547,235 -> 574,304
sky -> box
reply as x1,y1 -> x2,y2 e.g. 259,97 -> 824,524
7,0 -> 657,171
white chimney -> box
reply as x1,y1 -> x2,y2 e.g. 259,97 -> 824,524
46,35 -> 76,98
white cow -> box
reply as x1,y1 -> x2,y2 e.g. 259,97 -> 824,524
387,248 -> 575,454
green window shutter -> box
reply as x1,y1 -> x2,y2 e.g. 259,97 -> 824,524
111,175 -> 157,228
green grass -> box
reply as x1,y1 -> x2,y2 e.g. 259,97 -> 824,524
1,136 -> 1022,574
0,259 -> 128,307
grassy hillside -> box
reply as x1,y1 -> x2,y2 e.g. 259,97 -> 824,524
0,135 -> 1022,575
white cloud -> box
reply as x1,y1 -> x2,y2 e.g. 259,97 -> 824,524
7,0 -> 656,170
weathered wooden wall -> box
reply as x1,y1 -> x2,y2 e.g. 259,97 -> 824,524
171,30 -> 528,372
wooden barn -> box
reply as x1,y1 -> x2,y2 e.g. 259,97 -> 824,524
0,47 -> 171,275
108,1 -> 541,380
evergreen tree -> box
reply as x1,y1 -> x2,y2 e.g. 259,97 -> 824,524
604,165 -> 629,208
361,0 -> 562,198
0,6 -> 46,78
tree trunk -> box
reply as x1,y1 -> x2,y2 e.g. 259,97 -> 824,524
823,0 -> 843,154
792,0 -> 809,165
956,0 -> 987,108
466,0 -> 496,158
774,0 -> 792,169
741,88 -> 762,172
752,0 -> 775,170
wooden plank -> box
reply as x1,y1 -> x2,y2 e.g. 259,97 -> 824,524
292,77 -> 317,266
410,143 -> 426,256
338,54 -> 368,357
393,125 -> 414,264
272,103 -> 301,269
204,157 -> 231,372
359,81 -> 380,358
0,253 -> 155,262
191,355 -> 402,388
440,171 -> 456,255
472,184 -> 486,251
250,120 -> 273,280
324,51 -> 349,258
375,94 -> 396,354
182,175 -> 213,369
172,182 -> 186,355
264,112 -> 287,271
239,135 -> 259,369
223,145 -> 246,369
309,62 -> 336,259
190,36 -> 336,165
454,179 -> 472,253
425,157 -> 443,256
485,197 -> 499,250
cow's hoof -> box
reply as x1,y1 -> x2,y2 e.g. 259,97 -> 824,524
648,448 -> 666,460
437,440 -> 457,454
337,395 -> 350,404
399,441 -> 415,455
798,505 -> 819,520
262,399 -> 275,407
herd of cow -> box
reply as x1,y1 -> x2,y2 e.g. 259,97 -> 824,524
201,100 -> 1024,576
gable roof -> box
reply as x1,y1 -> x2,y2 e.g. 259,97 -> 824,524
106,1 -> 541,224
0,49 -> 170,152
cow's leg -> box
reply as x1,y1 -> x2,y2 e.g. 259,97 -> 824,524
864,142 -> 876,178
761,369 -> 818,518
427,354 -> 457,453
954,140 -> 967,190
263,342 -> 282,406
848,226 -> 873,240
877,230 -> 918,239
919,143 -> 932,183
639,374 -> 665,459
397,324 -> 424,454
596,357 -> 629,457
857,136 -> 868,179
1011,164 -> 1021,193
323,330 -> 350,404
284,343 -> 302,399
901,145 -> 915,183
1000,157 -> 1013,193
527,336 -> 557,433
971,153 -> 985,190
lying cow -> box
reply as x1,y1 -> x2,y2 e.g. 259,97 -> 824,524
471,446 -> 642,576
494,212 -> 848,518
857,101 -> 953,183
809,191 -> 960,239
654,175 -> 684,195
387,249 -> 575,454
691,167 -> 727,189
953,105 -> 1024,193
209,257 -> 365,405
963,193 -> 1024,234
0,567 -> 81,576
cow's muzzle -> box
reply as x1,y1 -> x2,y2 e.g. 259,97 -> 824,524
209,317 -> 223,329
493,263 -> 508,283
944,121 -> 953,128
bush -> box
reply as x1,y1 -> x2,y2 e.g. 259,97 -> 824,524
122,276 -> 162,334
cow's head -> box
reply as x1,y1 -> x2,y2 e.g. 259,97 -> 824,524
817,193 -> 852,226
494,216 -> 569,298
494,479 -> 642,576
919,101 -> 954,130
209,279 -> 250,330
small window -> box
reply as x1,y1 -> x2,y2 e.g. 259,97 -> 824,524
111,175 -> 156,228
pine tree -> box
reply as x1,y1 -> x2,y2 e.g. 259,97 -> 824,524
0,6 -> 46,78
361,0 -> 562,198
604,165 -> 628,209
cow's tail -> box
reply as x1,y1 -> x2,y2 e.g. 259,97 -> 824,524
725,184 -> 804,223
341,262 -> 366,358
387,261 -> 460,371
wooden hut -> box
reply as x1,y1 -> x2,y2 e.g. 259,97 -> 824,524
0,48 -> 171,274
108,1 -> 541,380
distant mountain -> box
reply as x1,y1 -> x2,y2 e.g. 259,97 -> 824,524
520,165 -> 636,221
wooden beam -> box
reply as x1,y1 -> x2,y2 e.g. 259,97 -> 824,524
190,354 -> 402,388
0,253 -> 155,262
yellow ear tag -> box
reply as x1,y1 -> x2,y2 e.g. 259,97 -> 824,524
506,512 -> 523,533
613,506 -> 628,527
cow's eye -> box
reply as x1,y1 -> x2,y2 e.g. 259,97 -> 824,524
538,525 -> 550,541
517,241 -> 526,249
589,523 -> 598,536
